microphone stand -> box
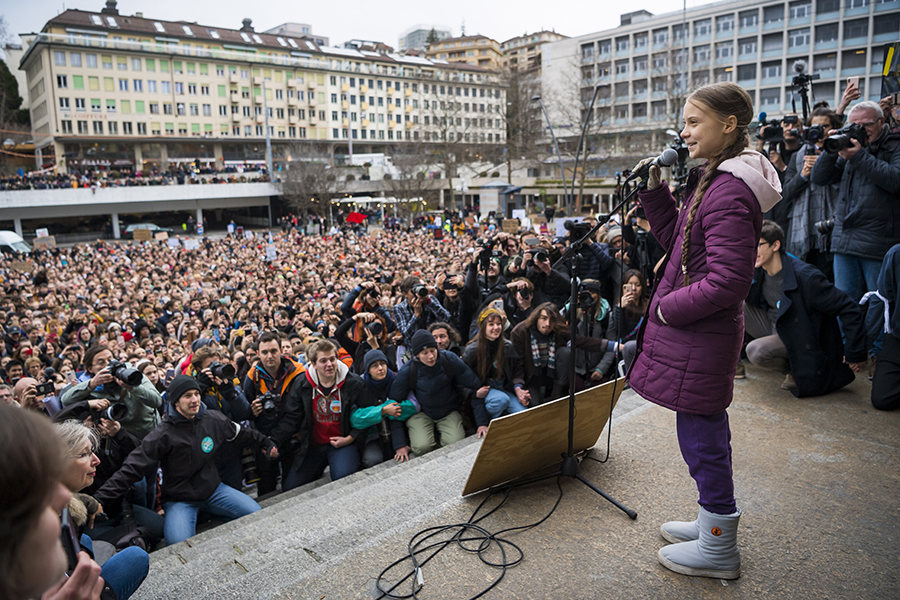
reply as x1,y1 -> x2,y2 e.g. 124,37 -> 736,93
495,181 -> 646,519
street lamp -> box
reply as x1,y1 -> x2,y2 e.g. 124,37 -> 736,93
532,95 -> 569,216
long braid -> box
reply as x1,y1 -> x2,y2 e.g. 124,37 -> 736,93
679,134 -> 748,287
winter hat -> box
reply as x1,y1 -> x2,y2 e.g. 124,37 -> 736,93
411,330 -> 438,357
167,375 -> 200,404
605,226 -> 622,243
191,338 -> 212,352
363,349 -> 388,374
477,306 -> 506,328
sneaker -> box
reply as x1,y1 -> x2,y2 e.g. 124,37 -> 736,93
781,373 -> 797,392
734,362 -> 745,379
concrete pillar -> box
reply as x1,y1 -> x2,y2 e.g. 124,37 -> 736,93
213,143 -> 224,170
111,213 -> 120,239
35,146 -> 43,171
160,144 -> 169,170
439,187 -> 445,209
13,218 -> 23,237
54,140 -> 68,175
196,208 -> 204,233
133,144 -> 143,174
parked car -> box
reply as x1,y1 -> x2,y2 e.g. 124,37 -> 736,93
123,223 -> 174,239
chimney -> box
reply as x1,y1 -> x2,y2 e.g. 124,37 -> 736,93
241,18 -> 254,32
101,0 -> 119,15
135,11 -> 143,18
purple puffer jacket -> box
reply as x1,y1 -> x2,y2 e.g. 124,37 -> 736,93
629,150 -> 782,415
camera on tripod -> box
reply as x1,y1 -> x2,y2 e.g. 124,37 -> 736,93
563,219 -> 592,240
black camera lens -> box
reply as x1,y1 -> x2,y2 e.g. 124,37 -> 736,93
412,284 -> 429,298
534,250 -> 549,262
519,288 -> 532,299
366,320 -> 384,336
107,360 -> 142,386
209,361 -> 236,380
103,403 -> 129,421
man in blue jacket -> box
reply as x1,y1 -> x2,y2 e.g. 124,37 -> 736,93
742,221 -> 867,397
389,330 -> 481,456
870,243 -> 900,410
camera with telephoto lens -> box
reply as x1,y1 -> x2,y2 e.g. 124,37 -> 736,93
93,402 -> 129,423
411,283 -> 429,299
802,124 -> 825,147
823,122 -> 868,154
815,219 -> 835,235
533,249 -> 549,263
208,361 -> 236,380
259,390 -> 280,417
106,360 -> 142,386
577,289 -> 596,308
366,320 -> 384,337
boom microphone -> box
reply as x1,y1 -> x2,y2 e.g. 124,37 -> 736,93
625,148 -> 679,183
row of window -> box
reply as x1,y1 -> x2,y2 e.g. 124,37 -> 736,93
582,1 -> 892,58
328,129 -> 502,143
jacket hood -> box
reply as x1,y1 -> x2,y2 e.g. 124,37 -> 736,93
717,149 -> 783,213
305,358 -> 350,388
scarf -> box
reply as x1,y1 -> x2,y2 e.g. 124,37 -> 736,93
530,330 -> 555,371
364,369 -> 396,396
786,149 -> 839,259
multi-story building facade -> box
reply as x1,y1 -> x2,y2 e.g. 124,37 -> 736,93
501,31 -> 568,74
542,0 -> 899,173
18,3 -> 506,173
399,25 -> 451,53
263,23 -> 329,48
425,35 -> 504,70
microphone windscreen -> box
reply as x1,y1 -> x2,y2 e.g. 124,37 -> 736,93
758,111 -> 767,123
657,148 -> 679,167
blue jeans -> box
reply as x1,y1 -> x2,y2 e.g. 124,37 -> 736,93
484,388 -> 528,419
162,483 -> 260,545
80,535 -> 149,600
283,443 -> 359,491
834,252 -> 884,355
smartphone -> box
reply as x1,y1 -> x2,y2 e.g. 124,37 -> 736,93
624,283 -> 636,295
524,237 -> 540,246
35,381 -> 55,396
892,92 -> 900,105
235,328 -> 245,336
165,368 -> 175,384
60,507 -> 81,572
65,370 -> 77,384
848,76 -> 859,88
117,335 -> 125,345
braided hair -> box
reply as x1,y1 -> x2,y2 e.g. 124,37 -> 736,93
679,83 -> 754,287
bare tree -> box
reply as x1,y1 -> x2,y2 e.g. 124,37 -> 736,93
497,67 -> 542,183
383,142 -> 443,208
282,143 -> 345,217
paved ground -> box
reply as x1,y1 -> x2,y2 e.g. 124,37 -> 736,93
135,363 -> 899,599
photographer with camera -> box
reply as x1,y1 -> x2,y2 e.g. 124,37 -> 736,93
243,331 -> 306,496
811,100 -> 900,362
523,244 -> 571,309
435,267 -> 479,345
189,346 -> 251,490
335,310 -> 398,375
392,276 -> 452,358
781,106 -> 844,280
340,281 -> 397,333
61,345 -> 164,441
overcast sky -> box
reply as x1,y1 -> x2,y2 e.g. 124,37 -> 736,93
3,0 -> 715,53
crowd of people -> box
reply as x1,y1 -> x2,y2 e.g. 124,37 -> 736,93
1,79 -> 898,597
0,164 -> 271,191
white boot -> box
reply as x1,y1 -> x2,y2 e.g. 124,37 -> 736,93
660,512 -> 700,544
658,507 -> 741,579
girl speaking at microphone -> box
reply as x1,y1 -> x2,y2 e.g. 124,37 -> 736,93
628,82 -> 782,580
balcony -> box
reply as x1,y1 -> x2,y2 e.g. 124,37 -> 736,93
341,83 -> 350,92
309,114 -> 317,124
762,48 -> 784,59
229,90 -> 240,102
386,88 -> 394,95
341,100 -> 348,110
405,105 -> 413,113
404,89 -> 413,97
405,121 -> 414,128
288,115 -> 299,124
844,5 -> 870,17
307,80 -> 317,89
875,0 -> 899,11
361,118 -> 370,127
738,25 -> 759,35
763,19 -> 784,31
231,114 -> 241,123
814,39 -> 839,51
288,98 -> 299,107
815,11 -> 839,21
343,118 -> 349,127
360,102 -> 369,110
308,95 -> 318,105
229,73 -> 241,83
388,121 -> 396,128
789,16 -> 811,26
387,104 -> 396,112
255,113 -> 265,123
360,84 -> 368,93
252,76 -> 263,85
287,78 -> 299,88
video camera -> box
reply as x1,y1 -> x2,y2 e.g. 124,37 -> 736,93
563,219 -> 592,241
758,114 -> 800,144
823,122 -> 868,154
472,238 -> 502,271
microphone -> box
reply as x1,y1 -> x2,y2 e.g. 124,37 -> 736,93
625,149 -> 679,183
757,111 -> 768,125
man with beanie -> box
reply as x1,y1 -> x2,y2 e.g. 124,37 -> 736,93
93,375 -> 278,546
389,329 -> 482,456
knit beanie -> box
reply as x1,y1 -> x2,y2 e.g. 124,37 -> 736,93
363,349 -> 388,374
411,329 -> 438,357
167,375 -> 200,404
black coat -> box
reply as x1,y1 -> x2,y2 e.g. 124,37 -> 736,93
746,255 -> 867,398
810,126 -> 900,260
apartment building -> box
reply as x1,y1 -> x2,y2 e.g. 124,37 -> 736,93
18,2 -> 506,172
425,35 -> 504,70
399,25 -> 451,52
543,0 -> 899,155
501,31 -> 568,74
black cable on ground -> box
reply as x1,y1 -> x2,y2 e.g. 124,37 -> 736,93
374,477 -> 565,600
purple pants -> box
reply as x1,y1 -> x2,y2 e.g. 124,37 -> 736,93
676,410 -> 736,515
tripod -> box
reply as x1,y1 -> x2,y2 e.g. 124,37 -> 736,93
491,184 -> 645,520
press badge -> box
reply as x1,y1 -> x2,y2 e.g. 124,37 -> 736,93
330,398 -> 342,414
